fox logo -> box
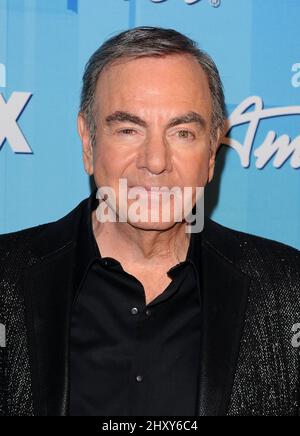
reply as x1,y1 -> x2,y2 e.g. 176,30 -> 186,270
0,92 -> 33,153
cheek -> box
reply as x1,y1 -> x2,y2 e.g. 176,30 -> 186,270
176,147 -> 211,187
92,144 -> 114,184
93,143 -> 131,186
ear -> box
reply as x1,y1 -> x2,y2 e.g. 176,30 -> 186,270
208,124 -> 224,183
78,113 -> 94,175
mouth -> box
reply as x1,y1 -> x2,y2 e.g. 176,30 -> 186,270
128,185 -> 171,192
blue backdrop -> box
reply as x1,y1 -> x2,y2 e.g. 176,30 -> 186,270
0,0 -> 299,249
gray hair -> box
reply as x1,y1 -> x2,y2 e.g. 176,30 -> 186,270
80,26 -> 226,146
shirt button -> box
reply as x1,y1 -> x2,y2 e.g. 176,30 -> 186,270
145,309 -> 151,317
131,307 -> 139,315
136,375 -> 143,383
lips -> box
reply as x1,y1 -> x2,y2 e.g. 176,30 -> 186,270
128,185 -> 171,192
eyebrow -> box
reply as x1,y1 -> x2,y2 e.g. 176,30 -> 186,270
105,110 -> 206,130
168,112 -> 206,130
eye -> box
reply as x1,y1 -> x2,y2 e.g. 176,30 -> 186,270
117,128 -> 137,135
176,130 -> 195,140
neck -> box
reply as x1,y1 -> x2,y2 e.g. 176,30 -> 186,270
92,211 -> 191,266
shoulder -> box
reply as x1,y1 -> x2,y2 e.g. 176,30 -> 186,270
0,224 -> 46,271
202,217 -> 300,293
0,195 -> 88,275
203,217 -> 300,261
0,223 -> 46,247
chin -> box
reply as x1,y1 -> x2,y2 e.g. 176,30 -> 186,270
127,220 -> 179,232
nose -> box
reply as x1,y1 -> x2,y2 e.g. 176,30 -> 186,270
136,132 -> 172,175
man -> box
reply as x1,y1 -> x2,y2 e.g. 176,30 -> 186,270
0,26 -> 300,417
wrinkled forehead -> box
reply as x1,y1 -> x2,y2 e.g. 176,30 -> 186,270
94,54 -> 213,123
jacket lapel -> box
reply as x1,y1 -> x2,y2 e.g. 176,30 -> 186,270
21,196 -> 88,416
196,232 -> 250,416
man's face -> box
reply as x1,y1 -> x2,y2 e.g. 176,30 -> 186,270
79,53 -> 220,230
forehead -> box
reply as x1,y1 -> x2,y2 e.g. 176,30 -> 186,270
95,54 -> 212,120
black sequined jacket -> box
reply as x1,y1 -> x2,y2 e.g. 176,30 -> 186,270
0,192 -> 300,416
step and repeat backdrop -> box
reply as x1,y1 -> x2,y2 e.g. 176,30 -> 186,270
0,0 -> 299,249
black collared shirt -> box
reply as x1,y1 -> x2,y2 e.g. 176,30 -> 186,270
70,191 -> 202,416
